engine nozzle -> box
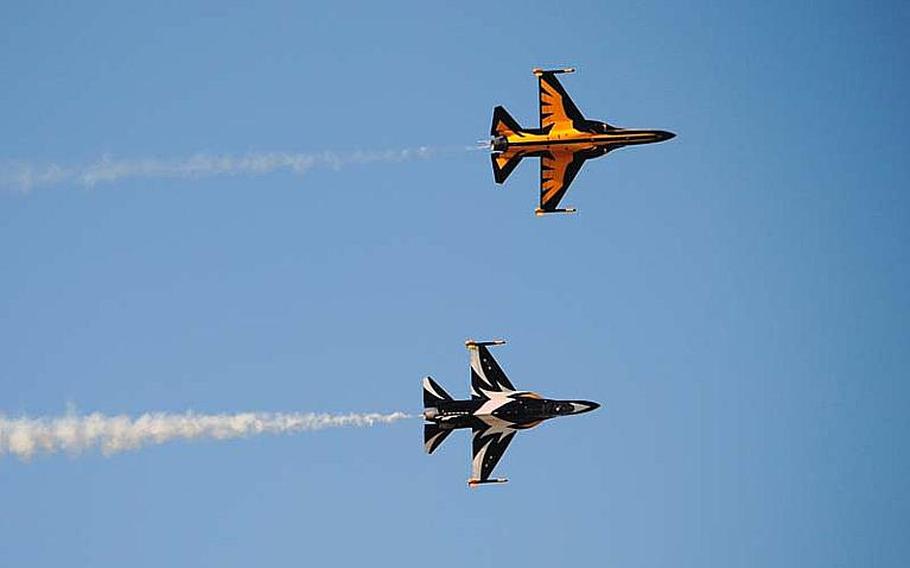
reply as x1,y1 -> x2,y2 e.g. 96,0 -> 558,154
490,136 -> 508,152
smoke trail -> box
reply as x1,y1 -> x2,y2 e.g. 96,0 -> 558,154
0,410 -> 412,460
0,145 -> 468,192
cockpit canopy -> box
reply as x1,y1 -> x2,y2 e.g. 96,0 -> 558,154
588,120 -> 617,134
542,401 -> 575,415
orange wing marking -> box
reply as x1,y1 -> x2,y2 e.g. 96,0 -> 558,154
540,79 -> 574,130
540,149 -> 576,211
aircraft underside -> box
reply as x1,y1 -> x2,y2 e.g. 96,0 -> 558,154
423,340 -> 599,486
488,67 -> 674,215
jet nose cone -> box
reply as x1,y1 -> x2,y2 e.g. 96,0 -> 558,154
656,130 -> 676,142
570,401 -> 600,414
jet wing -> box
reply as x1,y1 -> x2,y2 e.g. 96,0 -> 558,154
470,418 -> 517,485
538,149 -> 586,214
538,145 -> 612,215
538,70 -> 586,130
469,343 -> 517,399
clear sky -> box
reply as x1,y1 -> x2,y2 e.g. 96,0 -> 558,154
2,1 -> 909,566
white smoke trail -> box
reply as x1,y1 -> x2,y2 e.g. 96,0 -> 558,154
0,410 -> 412,460
0,145 -> 466,192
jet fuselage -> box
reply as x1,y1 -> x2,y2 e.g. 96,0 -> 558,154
489,67 -> 675,214
424,392 -> 599,431
423,340 -> 601,485
492,127 -> 675,152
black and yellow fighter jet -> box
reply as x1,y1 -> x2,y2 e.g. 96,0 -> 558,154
423,339 -> 600,487
489,67 -> 675,215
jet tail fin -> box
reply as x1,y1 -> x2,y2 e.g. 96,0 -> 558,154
423,376 -> 453,408
490,105 -> 525,138
424,423 -> 453,454
491,149 -> 526,184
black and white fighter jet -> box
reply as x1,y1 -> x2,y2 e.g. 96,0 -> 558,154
423,339 -> 600,487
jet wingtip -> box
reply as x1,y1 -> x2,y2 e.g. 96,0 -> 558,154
465,338 -> 507,348
468,478 -> 509,487
532,66 -> 576,76
535,207 -> 577,216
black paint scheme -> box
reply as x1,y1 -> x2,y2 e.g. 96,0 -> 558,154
423,342 -> 599,486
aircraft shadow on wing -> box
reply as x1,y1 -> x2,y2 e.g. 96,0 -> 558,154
422,339 -> 599,487
488,67 -> 675,216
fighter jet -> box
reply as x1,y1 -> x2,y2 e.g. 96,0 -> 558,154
423,339 -> 600,486
489,67 -> 675,215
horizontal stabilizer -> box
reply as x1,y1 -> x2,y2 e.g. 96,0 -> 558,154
491,150 -> 525,184
490,106 -> 525,138
424,423 -> 453,454
423,376 -> 453,408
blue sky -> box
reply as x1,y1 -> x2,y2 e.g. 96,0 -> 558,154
2,1 -> 909,566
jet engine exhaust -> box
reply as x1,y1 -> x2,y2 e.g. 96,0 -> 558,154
1,145 -> 473,192
0,410 -> 413,460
